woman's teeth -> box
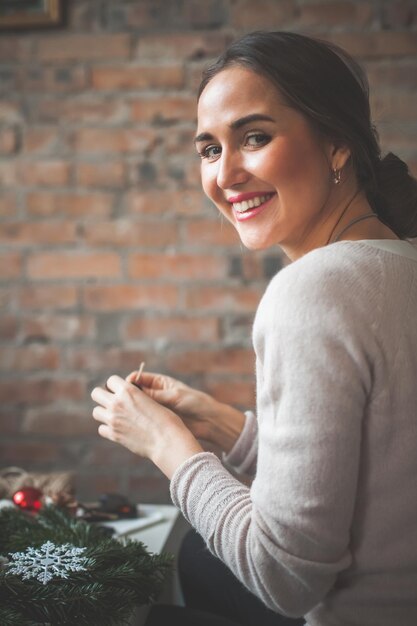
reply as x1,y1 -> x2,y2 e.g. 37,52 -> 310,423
233,194 -> 273,213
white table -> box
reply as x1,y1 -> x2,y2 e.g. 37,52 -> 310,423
107,504 -> 190,626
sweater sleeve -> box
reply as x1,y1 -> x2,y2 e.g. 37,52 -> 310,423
222,410 -> 258,476
171,250 -> 375,618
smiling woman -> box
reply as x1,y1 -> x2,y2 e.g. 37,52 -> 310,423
91,31 -> 417,626
195,66 -> 347,254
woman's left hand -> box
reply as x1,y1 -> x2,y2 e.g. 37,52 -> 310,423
91,375 -> 204,478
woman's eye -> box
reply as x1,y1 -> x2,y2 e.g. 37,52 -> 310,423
199,145 -> 221,161
245,132 -> 270,148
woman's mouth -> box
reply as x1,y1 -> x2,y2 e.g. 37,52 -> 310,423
229,193 -> 275,221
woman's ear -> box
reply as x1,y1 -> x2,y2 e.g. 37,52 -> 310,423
330,142 -> 351,171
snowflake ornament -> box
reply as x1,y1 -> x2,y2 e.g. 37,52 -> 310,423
7,540 -> 88,585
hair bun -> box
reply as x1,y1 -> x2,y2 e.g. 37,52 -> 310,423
373,152 -> 417,238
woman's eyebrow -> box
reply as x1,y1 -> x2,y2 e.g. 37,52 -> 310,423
230,113 -> 275,129
194,113 -> 275,144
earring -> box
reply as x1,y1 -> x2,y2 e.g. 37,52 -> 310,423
333,168 -> 341,185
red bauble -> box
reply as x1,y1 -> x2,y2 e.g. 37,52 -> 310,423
12,487 -> 43,512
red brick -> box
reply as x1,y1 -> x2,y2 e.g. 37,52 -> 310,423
0,410 -> 21,434
75,161 -> 126,188
184,219 -> 240,247
66,0 -> 101,29
26,191 -> 114,218
82,284 -> 178,311
0,346 -> 60,371
0,287 -> 13,310
37,34 -> 131,62
82,220 -> 177,248
0,378 -> 86,405
0,191 -> 17,217
185,285 -> 261,312
127,475 -> 170,504
128,252 -> 226,280
92,64 -> 185,90
0,316 -> 18,340
37,97 -> 128,124
0,100 -> 21,121
237,255 -> 266,281
0,441 -> 62,465
183,158 -> 206,188
21,407 -> 97,436
24,127 -> 61,155
18,66 -> 88,93
205,379 -> 256,407
72,128 -> 157,154
187,60 -> 211,92
127,190 -> 208,217
19,160 -> 71,186
0,251 -> 22,279
297,1 -> 373,27
0,37 -> 33,62
0,125 -> 19,155
162,128 -> 196,157
382,0 -> 417,28
22,314 -> 95,342
120,0 -> 194,30
123,316 -> 220,343
0,222 -> 76,245
0,162 -> 17,187
75,473 -> 120,499
182,0 -> 229,29
82,441 -> 138,467
378,125 -> 417,154
366,61 -> 417,90
131,95 -> 197,123
27,252 -> 121,279
18,285 -> 78,310
135,32 -> 231,60
230,0 -> 295,28
66,347 -> 145,372
329,32 -> 417,59
371,92 -> 417,122
164,348 -> 255,375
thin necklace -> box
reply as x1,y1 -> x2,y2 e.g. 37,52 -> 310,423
332,213 -> 378,243
326,188 -> 376,245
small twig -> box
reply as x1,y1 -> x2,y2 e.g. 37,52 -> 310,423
135,361 -> 145,385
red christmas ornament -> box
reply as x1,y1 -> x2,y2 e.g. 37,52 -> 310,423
12,487 -> 43,512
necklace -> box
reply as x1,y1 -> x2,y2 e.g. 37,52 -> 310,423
331,213 -> 378,244
325,188 -> 377,245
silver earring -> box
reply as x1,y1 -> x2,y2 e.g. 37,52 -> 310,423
333,168 -> 341,185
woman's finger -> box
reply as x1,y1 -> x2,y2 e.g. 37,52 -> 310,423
92,405 -> 108,423
134,371 -> 168,390
106,374 -> 127,393
91,386 -> 113,407
97,423 -> 114,441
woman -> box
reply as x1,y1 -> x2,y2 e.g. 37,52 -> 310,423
91,32 -> 417,626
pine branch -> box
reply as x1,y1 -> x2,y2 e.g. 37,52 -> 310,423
0,505 -> 173,625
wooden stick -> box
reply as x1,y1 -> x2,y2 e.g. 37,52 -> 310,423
135,361 -> 145,385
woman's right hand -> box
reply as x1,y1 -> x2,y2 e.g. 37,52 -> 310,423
126,370 -> 246,453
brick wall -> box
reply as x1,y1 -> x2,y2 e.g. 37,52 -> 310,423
1,0 -> 416,503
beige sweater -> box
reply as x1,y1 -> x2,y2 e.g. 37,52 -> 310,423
171,240 -> 417,626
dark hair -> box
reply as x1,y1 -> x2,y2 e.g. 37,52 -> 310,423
198,31 -> 417,238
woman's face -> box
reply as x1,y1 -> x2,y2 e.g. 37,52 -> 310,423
196,66 -> 341,257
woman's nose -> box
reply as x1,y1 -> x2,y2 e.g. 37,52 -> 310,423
216,149 -> 248,190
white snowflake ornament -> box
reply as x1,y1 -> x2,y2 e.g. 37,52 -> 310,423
7,540 -> 88,585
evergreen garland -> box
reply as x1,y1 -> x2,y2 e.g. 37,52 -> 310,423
0,505 -> 172,626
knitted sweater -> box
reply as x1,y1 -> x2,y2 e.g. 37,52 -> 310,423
170,240 -> 417,626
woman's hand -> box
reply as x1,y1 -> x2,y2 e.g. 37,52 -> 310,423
126,370 -> 246,454
91,375 -> 203,479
